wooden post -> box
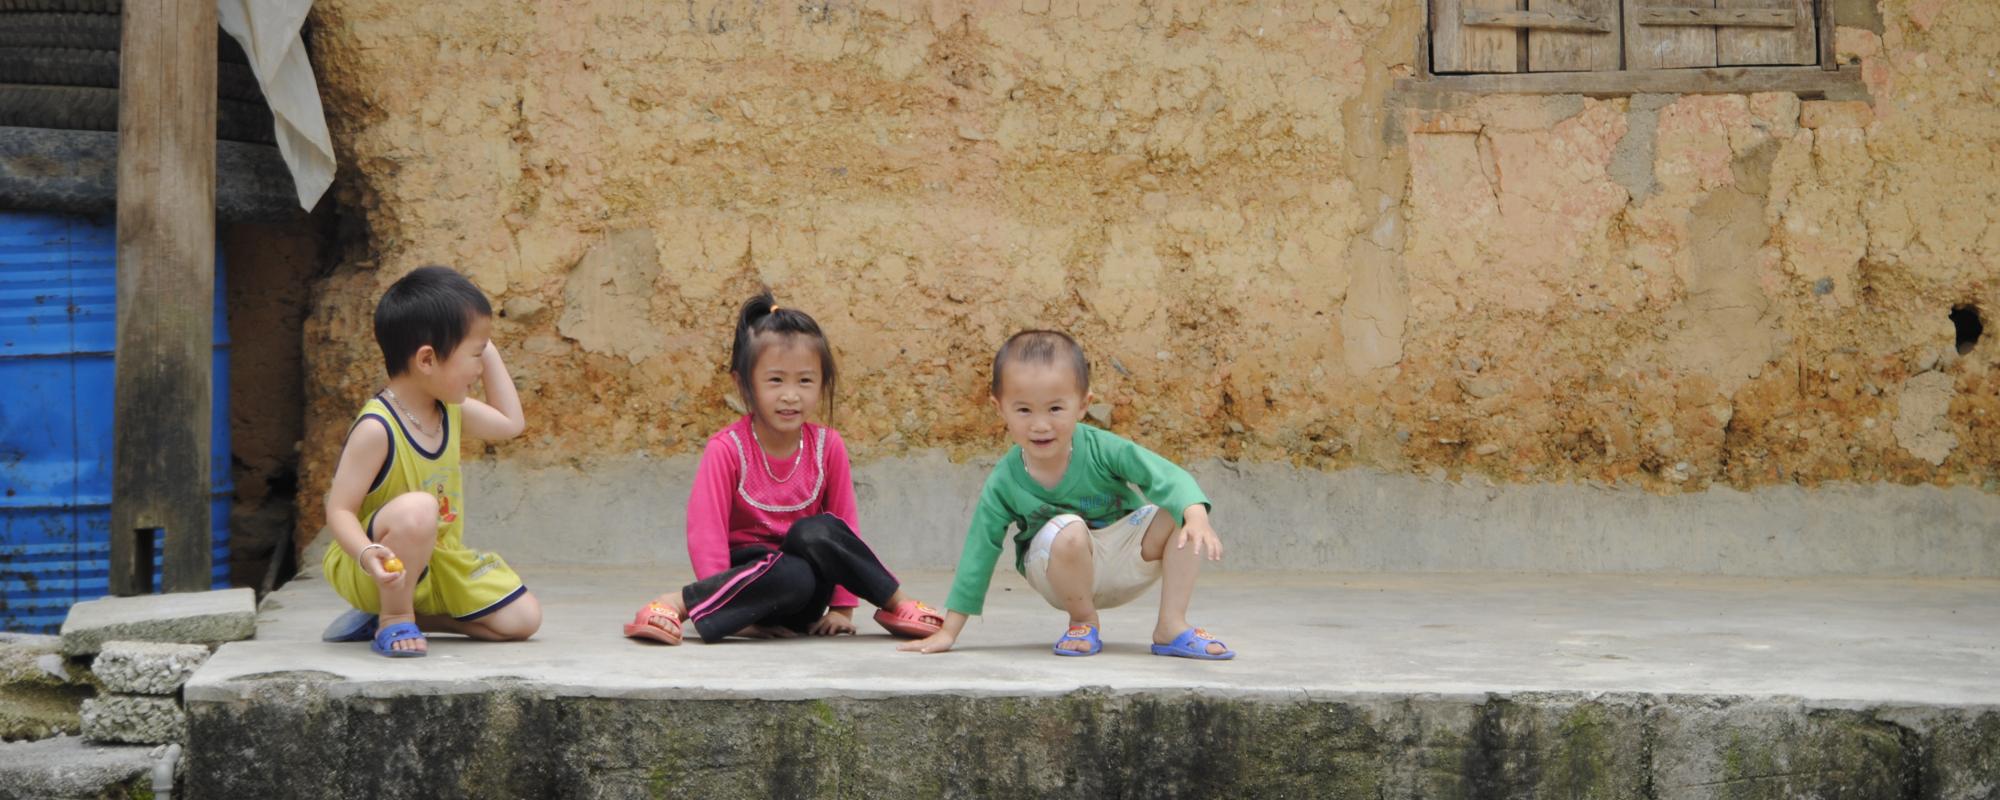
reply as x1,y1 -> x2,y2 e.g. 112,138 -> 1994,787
111,0 -> 217,595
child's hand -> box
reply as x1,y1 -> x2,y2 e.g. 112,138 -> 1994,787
810,608 -> 857,636
362,546 -> 403,586
1177,516 -> 1225,561
898,631 -> 957,654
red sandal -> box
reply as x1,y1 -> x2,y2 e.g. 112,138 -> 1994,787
873,600 -> 943,638
623,602 -> 684,645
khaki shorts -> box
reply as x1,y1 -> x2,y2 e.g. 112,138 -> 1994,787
1023,505 -> 1165,611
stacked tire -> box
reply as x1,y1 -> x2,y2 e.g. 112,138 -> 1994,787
0,0 -> 274,143
0,0 -> 297,220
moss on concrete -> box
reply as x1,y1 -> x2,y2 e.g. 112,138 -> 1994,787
186,682 -> 2000,799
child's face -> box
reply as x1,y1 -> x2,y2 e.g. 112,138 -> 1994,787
991,361 -> 1089,462
744,334 -> 822,436
413,315 -> 491,404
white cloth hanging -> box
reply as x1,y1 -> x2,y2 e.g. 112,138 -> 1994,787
218,0 -> 334,212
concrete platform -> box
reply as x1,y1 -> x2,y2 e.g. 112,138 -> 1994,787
185,564 -> 2000,798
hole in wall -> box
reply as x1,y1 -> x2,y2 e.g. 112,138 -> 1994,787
1951,305 -> 1982,355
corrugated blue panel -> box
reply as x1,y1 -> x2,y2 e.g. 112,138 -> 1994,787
0,212 -> 231,633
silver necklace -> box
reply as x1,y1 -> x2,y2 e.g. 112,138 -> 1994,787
382,388 -> 437,438
749,426 -> 803,484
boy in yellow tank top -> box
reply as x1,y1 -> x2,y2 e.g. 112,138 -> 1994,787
319,266 -> 541,657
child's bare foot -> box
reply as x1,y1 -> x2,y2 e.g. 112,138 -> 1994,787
379,614 -> 427,655
1057,617 -> 1101,654
873,592 -> 944,638
648,594 -> 686,627
735,624 -> 798,639
623,594 -> 686,645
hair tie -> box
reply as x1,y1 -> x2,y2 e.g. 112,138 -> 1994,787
770,304 -> 780,313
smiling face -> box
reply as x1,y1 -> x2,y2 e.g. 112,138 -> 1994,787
413,314 -> 490,404
741,333 -> 823,438
992,360 -> 1090,463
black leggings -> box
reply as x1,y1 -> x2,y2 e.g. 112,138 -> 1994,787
680,514 -> 901,643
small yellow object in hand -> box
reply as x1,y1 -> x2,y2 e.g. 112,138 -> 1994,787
383,557 -> 404,574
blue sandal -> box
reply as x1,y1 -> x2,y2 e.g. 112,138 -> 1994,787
371,621 -> 427,658
322,609 -> 378,642
1151,628 -> 1234,660
1052,623 -> 1102,657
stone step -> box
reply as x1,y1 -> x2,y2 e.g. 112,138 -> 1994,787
92,641 -> 211,697
59,589 -> 256,657
181,566 -> 2000,798
80,695 -> 185,746
0,736 -> 157,800
0,686 -> 89,744
0,633 -> 93,742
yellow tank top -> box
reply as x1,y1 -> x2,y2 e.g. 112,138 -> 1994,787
355,395 -> 465,549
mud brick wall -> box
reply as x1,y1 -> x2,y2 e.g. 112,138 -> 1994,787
296,1 -> 2000,542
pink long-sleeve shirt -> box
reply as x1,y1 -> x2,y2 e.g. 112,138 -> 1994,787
686,416 -> 862,608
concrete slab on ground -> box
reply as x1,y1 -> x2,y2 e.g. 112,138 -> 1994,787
0,633 -> 90,741
192,565 -> 2000,707
0,633 -> 76,687
59,588 -> 256,656
91,641 -> 209,696
80,695 -> 185,745
0,735 -> 153,800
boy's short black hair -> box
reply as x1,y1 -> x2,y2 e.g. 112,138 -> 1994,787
990,330 -> 1089,396
374,265 -> 493,376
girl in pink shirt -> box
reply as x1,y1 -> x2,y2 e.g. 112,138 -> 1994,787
623,292 -> 943,644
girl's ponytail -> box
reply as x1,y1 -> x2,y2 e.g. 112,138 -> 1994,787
734,290 -> 778,368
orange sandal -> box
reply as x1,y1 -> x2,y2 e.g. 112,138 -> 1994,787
873,600 -> 943,638
623,602 -> 684,645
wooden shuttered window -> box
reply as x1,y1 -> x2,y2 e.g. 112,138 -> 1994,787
1432,0 -> 1521,73
1627,0 -> 1817,68
1432,0 -> 1819,74
1433,0 -> 1618,73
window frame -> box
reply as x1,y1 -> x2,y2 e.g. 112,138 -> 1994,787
1407,0 -> 1863,99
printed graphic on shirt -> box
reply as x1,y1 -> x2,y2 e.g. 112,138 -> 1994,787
399,458 -> 462,528
435,485 -> 458,524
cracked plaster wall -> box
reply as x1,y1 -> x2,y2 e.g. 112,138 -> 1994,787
296,0 -> 2000,542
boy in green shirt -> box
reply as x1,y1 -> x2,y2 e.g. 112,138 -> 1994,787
900,331 -> 1234,659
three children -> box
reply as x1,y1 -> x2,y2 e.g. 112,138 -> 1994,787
320,268 -> 1230,660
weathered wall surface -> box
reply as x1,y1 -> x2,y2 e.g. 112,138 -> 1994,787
224,221 -> 316,583
297,1 -> 2000,545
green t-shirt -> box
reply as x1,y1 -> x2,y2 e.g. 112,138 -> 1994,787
944,423 -> 1210,615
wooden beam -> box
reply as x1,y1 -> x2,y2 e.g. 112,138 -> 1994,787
1398,64 -> 1866,99
112,0 -> 217,595
1465,8 -> 1615,33
1636,7 -> 1798,26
